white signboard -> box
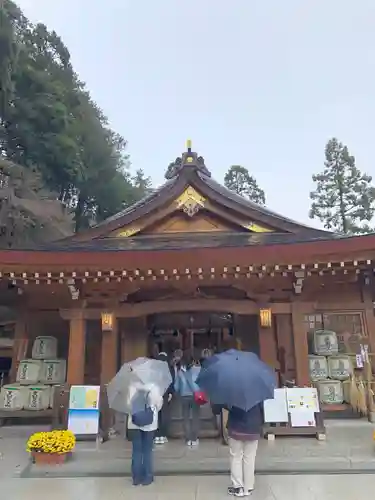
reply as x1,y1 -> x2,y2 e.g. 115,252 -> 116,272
263,388 -> 289,423
290,409 -> 316,428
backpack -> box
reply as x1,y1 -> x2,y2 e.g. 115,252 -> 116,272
131,390 -> 154,427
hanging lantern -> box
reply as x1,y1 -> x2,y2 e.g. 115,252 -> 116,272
259,308 -> 272,328
101,312 -> 114,332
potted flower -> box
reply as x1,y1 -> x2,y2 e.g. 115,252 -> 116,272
26,430 -> 76,465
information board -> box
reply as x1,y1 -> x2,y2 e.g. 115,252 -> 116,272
263,388 -> 289,423
286,387 -> 319,413
68,385 -> 100,436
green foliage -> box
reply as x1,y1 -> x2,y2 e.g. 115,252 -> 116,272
0,1 -> 150,240
309,138 -> 375,234
224,165 -> 266,205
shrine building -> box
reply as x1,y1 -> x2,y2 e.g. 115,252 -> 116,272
1,141 -> 375,418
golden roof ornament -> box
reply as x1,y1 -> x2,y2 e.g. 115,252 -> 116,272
164,140 -> 211,179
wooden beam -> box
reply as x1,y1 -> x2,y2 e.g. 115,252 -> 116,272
291,302 -> 310,386
67,310 -> 86,385
62,300 -> 292,319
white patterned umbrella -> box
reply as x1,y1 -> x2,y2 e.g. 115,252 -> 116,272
106,357 -> 172,413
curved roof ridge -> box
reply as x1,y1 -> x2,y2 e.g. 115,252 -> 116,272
197,171 -> 332,235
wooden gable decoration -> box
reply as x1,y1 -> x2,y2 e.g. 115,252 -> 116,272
68,141 -> 329,243
110,184 -> 276,238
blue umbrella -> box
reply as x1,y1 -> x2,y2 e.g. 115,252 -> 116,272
196,349 -> 276,411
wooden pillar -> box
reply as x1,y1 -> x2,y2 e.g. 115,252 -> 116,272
291,302 -> 310,386
259,324 -> 279,370
362,293 -> 375,354
9,315 -> 28,382
66,310 -> 86,385
101,317 -> 118,385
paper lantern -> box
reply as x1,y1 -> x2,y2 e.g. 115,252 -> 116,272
259,308 -> 272,328
101,312 -> 114,332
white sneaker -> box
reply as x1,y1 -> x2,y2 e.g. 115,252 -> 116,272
191,439 -> 199,446
187,440 -> 192,446
228,486 -> 244,497
154,437 -> 161,444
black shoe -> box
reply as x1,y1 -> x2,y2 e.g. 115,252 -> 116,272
228,486 -> 244,497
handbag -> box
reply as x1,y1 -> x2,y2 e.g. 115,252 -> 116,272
185,370 -> 208,406
131,390 -> 154,427
194,390 -> 208,406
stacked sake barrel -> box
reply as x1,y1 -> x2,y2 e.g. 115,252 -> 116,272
0,336 -> 66,412
308,329 -> 352,405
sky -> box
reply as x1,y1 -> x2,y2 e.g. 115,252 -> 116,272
16,0 -> 375,226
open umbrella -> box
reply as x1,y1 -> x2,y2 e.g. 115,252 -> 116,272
106,357 -> 172,414
196,349 -> 276,411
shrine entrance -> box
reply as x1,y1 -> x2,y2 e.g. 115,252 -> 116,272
147,311 -> 260,438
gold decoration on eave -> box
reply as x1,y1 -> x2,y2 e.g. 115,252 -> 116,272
175,186 -> 206,217
244,222 -> 273,233
116,226 -> 141,237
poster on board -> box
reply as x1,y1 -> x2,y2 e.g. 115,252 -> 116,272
68,386 -> 100,436
263,388 -> 289,423
286,387 -> 319,413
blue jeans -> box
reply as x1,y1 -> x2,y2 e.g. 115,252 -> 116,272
131,430 -> 154,485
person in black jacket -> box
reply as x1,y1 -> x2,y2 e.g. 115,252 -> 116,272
212,403 -> 263,497
154,352 -> 175,444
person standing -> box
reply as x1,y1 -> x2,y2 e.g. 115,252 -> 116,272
213,403 -> 262,497
174,356 -> 201,446
127,381 -> 163,486
154,352 -> 175,444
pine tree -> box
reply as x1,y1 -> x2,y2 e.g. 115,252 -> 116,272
224,165 -> 265,205
309,138 -> 375,234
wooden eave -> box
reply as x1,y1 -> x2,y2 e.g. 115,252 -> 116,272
1,233 -> 375,280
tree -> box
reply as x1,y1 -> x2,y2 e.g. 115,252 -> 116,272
224,165 -> 266,205
0,2 -> 152,239
132,169 -> 152,198
309,138 -> 375,234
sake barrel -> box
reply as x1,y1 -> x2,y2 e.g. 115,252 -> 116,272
313,329 -> 339,356
308,355 -> 328,381
328,355 -> 352,381
317,379 -> 344,404
16,359 -> 43,385
24,385 -> 51,411
32,336 -> 58,360
40,359 -> 67,384
0,384 -> 28,411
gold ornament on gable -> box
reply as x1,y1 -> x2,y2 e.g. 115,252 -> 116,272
116,226 -> 140,238
175,186 -> 206,217
244,222 -> 273,233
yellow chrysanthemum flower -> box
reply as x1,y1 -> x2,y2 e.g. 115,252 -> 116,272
26,430 -> 76,454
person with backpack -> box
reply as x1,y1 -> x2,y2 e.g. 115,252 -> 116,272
174,355 -> 202,446
127,381 -> 163,486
